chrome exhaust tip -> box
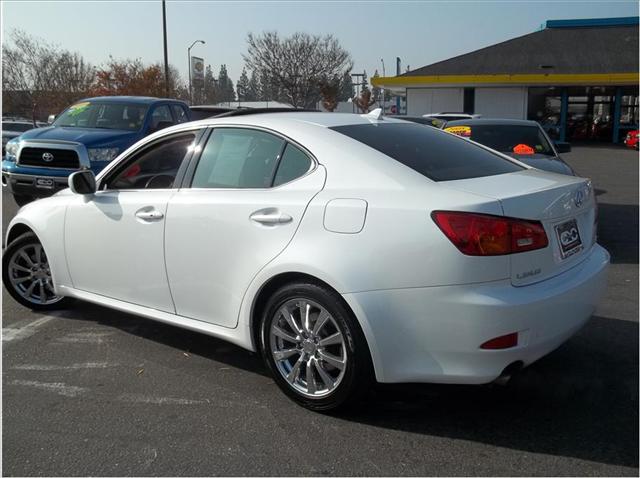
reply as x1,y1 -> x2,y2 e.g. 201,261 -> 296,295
493,361 -> 524,386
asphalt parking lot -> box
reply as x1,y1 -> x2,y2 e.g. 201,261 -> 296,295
2,145 -> 638,476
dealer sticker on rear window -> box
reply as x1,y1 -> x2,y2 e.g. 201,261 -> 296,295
444,125 -> 471,137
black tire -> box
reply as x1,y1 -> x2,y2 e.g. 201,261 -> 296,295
259,281 -> 373,411
13,195 -> 34,207
2,232 -> 73,310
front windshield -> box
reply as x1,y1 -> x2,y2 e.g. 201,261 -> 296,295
447,124 -> 555,156
53,102 -> 148,131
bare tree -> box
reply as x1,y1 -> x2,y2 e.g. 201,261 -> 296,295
2,29 -> 95,121
243,32 -> 352,108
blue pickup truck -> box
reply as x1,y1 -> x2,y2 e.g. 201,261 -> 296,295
2,96 -> 191,205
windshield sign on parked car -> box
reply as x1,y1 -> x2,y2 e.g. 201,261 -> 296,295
445,124 -> 555,156
54,101 -> 148,131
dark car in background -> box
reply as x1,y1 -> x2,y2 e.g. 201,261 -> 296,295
2,96 -> 191,205
424,112 -> 482,121
388,115 -> 446,128
189,105 -> 235,120
443,118 -> 576,176
2,119 -> 46,156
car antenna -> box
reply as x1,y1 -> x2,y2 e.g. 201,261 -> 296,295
363,108 -> 383,121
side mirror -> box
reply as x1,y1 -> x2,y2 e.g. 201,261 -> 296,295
69,170 -> 96,195
554,141 -> 571,153
150,121 -> 173,133
47,114 -> 56,125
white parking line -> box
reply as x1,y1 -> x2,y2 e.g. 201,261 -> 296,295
2,316 -> 54,343
54,331 -> 112,344
12,362 -> 115,371
118,393 -> 209,405
10,380 -> 88,397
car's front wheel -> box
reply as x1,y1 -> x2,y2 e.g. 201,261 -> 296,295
2,232 -> 72,310
259,282 -> 373,411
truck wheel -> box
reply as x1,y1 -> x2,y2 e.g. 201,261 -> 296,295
13,195 -> 34,207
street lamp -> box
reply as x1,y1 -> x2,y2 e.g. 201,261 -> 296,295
188,39 -> 205,104
380,58 -> 386,112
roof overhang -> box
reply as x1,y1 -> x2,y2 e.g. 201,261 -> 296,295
372,72 -> 639,88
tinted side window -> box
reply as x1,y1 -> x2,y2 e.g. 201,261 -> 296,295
330,123 -> 523,182
150,105 -> 174,129
273,144 -> 312,186
192,128 -> 284,188
172,105 -> 189,124
105,133 -> 196,190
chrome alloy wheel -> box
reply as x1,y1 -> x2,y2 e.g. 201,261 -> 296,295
7,243 -> 62,305
269,298 -> 347,398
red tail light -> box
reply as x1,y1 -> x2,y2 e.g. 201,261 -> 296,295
480,332 -> 518,349
431,211 -> 548,256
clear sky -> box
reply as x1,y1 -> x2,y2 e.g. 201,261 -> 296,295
2,0 -> 638,86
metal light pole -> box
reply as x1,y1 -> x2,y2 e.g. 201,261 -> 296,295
188,40 -> 205,104
396,57 -> 401,114
351,73 -> 365,113
380,58 -> 386,113
162,0 -> 169,97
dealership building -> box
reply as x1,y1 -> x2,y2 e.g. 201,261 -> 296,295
373,17 -> 639,143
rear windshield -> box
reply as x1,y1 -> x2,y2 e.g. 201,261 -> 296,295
446,124 -> 555,156
330,122 -> 523,182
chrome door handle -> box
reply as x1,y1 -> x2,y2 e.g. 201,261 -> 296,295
250,210 -> 293,225
135,209 -> 164,221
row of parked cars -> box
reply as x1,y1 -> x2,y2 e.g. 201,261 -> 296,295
3,97 -> 589,207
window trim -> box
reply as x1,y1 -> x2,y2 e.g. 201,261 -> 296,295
182,125 -> 317,191
98,128 -> 205,192
271,142 -> 315,188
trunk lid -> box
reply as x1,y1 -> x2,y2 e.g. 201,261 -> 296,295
441,169 -> 597,286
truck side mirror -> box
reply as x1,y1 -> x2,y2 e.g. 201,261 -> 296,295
554,141 -> 571,154
47,114 -> 56,125
69,170 -> 96,195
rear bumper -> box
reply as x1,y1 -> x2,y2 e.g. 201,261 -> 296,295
343,244 -> 610,384
2,171 -> 70,198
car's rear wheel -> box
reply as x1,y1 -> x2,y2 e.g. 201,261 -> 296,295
259,282 -> 373,411
13,195 -> 34,207
2,232 -> 72,310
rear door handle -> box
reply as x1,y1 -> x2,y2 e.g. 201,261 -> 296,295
135,208 -> 164,221
250,209 -> 293,225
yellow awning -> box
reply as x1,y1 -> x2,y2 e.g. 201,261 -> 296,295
372,72 -> 639,87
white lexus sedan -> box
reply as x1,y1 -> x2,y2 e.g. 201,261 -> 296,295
3,110 -> 609,411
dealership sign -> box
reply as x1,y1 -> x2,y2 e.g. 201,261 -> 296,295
191,56 -> 204,81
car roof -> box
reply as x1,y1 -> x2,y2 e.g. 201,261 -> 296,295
444,118 -> 540,127
76,96 -> 186,105
188,111 -> 410,129
424,113 -> 474,117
